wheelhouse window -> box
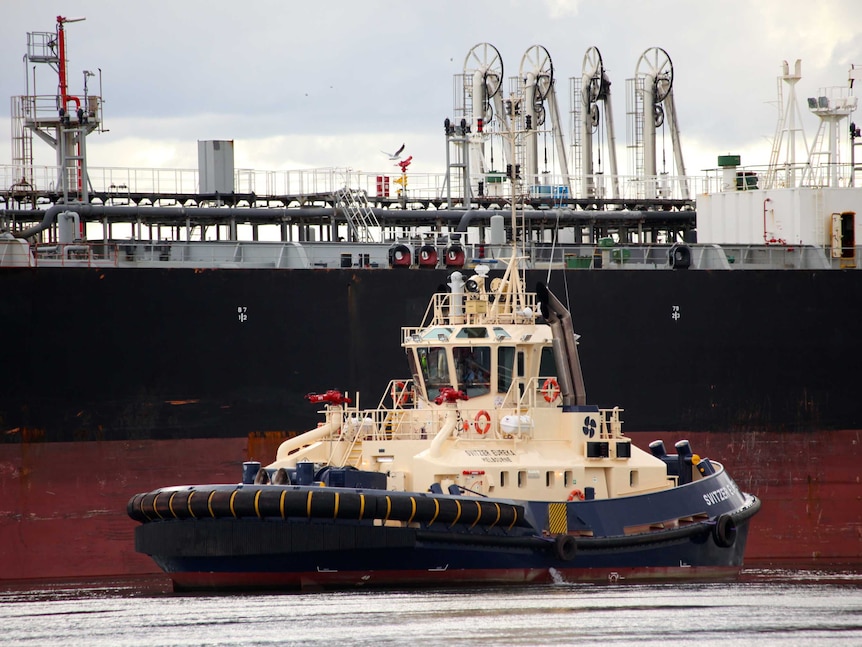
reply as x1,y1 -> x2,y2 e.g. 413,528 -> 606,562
422,327 -> 453,341
417,346 -> 450,394
454,346 -> 491,397
539,346 -> 558,380
497,346 -> 515,393
455,327 -> 489,339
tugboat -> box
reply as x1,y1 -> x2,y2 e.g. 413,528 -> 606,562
128,248 -> 760,589
127,117 -> 760,591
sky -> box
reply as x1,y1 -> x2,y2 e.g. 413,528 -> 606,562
1,0 -> 859,181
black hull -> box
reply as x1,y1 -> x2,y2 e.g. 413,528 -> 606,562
131,471 -> 758,591
2,266 -> 860,443
152,523 -> 753,591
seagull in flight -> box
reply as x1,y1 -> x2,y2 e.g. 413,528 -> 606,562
382,143 -> 405,160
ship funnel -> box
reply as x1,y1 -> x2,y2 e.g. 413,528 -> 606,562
536,283 -> 586,406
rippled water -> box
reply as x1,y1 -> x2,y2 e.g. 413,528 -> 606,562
1,570 -> 860,646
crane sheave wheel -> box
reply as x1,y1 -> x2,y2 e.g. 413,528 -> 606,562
582,46 -> 604,104
464,42 -> 504,99
635,47 -> 673,102
520,44 -> 554,100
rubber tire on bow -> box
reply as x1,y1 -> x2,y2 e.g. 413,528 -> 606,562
554,534 -> 577,561
712,513 -> 737,548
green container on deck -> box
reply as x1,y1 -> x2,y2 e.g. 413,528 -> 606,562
612,248 -> 631,263
565,255 -> 592,269
735,172 -> 758,190
598,237 -> 614,248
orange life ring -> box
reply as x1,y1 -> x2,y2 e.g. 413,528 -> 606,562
567,489 -> 585,502
474,410 -> 491,435
542,378 -> 561,403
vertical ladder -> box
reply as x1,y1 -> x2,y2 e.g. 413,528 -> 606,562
803,121 -> 829,187
626,76 -> 645,197
10,97 -> 34,186
570,76 -> 584,189
443,123 -> 472,209
852,128 -> 862,187
333,187 -> 380,243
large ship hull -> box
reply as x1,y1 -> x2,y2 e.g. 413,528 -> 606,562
1,266 -> 860,581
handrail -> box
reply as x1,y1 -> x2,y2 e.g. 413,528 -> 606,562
1,163 -> 706,203
4,239 -> 858,270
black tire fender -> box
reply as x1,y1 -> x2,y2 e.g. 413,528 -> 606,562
554,534 -> 577,561
713,513 -> 737,548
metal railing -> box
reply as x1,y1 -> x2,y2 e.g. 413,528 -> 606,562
7,240 -> 857,270
306,380 -> 622,455
1,163 -> 706,205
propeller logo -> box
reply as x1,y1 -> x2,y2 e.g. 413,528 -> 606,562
582,416 -> 597,438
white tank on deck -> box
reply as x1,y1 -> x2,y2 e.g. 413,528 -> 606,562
0,233 -> 32,267
489,214 -> 505,245
58,211 -> 81,243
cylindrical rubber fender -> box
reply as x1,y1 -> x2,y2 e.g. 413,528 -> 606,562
274,490 -> 309,518
137,491 -> 159,519
187,488 -> 217,519
554,534 -> 577,561
229,488 -> 264,518
306,489 -> 339,518
497,503 -> 525,530
207,489 -> 237,518
169,491 -> 194,520
432,497 -> 464,526
253,487 -> 284,518
164,490 -> 188,519
383,494 -> 419,522
456,498 -> 483,527
475,500 -> 503,528
150,490 -> 176,519
127,493 -> 147,522
713,513 -> 737,548
412,496 -> 443,524
330,491 -> 367,520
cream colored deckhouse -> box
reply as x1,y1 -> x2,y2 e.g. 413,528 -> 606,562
268,254 -> 676,505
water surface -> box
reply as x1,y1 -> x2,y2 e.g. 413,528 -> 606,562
1,569 -> 860,646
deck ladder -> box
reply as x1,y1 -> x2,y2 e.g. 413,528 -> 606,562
333,187 -> 380,243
